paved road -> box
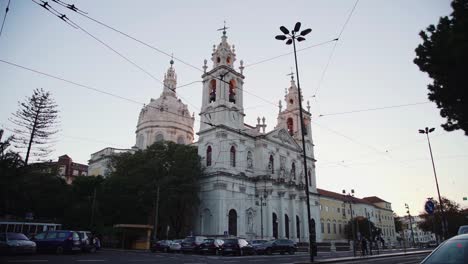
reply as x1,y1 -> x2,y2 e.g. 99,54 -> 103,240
321,254 -> 428,264
0,250 -> 431,264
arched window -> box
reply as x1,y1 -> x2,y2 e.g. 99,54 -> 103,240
287,118 -> 294,135
303,118 -> 308,135
229,79 -> 236,103
308,169 -> 312,186
268,155 -> 274,174
228,209 -> 237,236
206,146 -> 212,166
272,213 -> 278,239
177,136 -> 185,145
230,146 -> 236,167
155,133 -> 164,142
227,56 -> 231,64
285,214 -> 290,239
291,162 -> 296,179
209,79 -> 216,102
296,215 -> 301,239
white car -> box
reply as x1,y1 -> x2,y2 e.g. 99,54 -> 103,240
169,239 -> 183,252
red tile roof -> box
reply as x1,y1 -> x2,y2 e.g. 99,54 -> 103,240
362,196 -> 389,204
317,188 -> 374,205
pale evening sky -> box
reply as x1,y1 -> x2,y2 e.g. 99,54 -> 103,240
0,0 -> 466,216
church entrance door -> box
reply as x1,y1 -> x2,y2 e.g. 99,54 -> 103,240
228,209 -> 237,236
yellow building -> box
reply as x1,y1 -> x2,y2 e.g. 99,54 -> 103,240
318,189 -> 397,245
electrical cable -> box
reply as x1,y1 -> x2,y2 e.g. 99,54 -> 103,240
318,102 -> 431,117
0,0 -> 11,39
312,0 -> 359,99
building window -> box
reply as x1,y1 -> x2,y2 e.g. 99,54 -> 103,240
321,222 -> 324,233
177,136 -> 185,144
206,146 -> 212,166
327,222 -> 331,234
230,146 -> 236,167
303,118 -> 308,135
209,79 -> 216,102
333,223 -> 337,234
287,118 -> 293,135
291,162 -> 296,179
229,79 -> 236,103
339,224 -> 342,234
155,133 -> 164,142
337,208 -> 340,213
268,155 -> 274,174
308,169 -> 312,186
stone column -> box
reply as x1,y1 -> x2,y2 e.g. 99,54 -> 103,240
290,194 -> 297,241
278,191 -> 285,238
301,196 -> 309,241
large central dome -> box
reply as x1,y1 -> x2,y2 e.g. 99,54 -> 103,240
135,60 -> 194,149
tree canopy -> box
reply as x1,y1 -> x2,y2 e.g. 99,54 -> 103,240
414,0 -> 468,135
418,197 -> 468,238
10,88 -> 60,164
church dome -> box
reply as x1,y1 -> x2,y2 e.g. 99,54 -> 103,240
135,61 -> 194,149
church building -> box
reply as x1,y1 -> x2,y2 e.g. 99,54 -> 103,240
193,30 -> 321,242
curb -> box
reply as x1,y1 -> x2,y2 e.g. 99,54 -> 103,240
100,248 -> 151,253
295,250 -> 432,263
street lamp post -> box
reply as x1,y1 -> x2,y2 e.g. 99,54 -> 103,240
418,127 -> 447,240
276,22 -> 314,263
405,203 -> 415,247
343,189 -> 357,257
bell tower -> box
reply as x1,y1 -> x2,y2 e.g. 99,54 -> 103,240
276,74 -> 313,143
199,26 -> 245,131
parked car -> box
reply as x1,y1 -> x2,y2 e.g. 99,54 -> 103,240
32,230 -> 82,254
420,234 -> 467,263
198,238 -> 224,255
151,240 -> 172,253
458,225 -> 468,235
0,232 -> 37,255
255,239 -> 297,255
250,239 -> 268,247
76,231 -> 96,253
220,238 -> 255,256
169,239 -> 183,252
181,236 -> 207,253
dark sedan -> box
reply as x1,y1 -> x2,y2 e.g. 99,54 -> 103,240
221,238 -> 255,256
32,230 -> 82,254
198,238 -> 224,255
255,239 -> 297,255
0,233 -> 37,255
151,240 -> 172,253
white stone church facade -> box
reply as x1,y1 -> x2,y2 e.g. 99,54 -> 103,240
88,30 -> 322,242
193,31 -> 321,242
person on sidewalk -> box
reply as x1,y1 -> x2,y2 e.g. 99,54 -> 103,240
361,238 -> 368,256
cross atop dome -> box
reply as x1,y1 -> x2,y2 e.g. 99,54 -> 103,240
217,21 -> 229,36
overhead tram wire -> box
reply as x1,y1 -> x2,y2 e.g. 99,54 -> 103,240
0,58 -> 216,129
311,0 -> 359,99
0,0 -> 11,39
44,0 -> 318,109
31,0 -> 201,112
318,101 -> 431,117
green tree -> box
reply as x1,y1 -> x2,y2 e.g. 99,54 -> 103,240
10,88 -> 59,165
394,213 -> 403,233
344,217 -> 381,241
418,197 -> 468,238
414,0 -> 468,135
100,141 -> 203,239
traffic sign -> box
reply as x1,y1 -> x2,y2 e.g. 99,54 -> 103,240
425,200 -> 435,214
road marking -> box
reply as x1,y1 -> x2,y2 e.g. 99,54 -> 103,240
7,261 -> 48,263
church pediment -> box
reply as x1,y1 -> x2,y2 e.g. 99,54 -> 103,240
265,128 -> 301,149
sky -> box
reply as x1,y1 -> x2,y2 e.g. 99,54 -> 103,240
1,0 -> 466,216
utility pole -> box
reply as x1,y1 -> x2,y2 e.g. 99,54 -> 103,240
343,189 -> 356,257
153,186 -> 160,242
405,203 -> 415,247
